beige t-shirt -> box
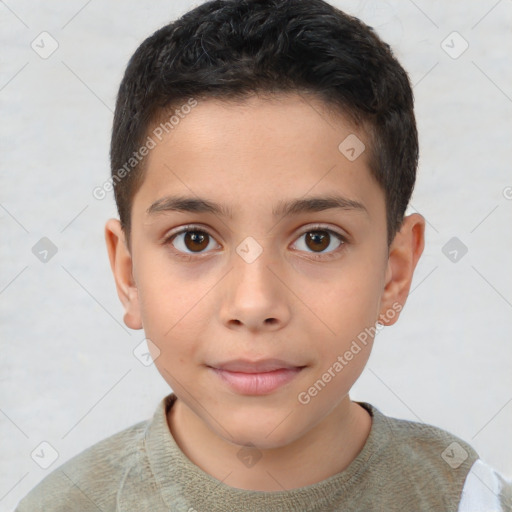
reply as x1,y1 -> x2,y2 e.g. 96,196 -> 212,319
15,393 -> 512,511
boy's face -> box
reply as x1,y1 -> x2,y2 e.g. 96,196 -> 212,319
106,93 -> 424,449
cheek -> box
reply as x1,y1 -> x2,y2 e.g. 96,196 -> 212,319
302,260 -> 384,345
134,254 -> 212,355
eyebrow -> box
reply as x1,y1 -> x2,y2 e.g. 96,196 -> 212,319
146,194 -> 368,219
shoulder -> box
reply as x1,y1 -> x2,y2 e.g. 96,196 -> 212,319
357,402 -> 482,510
15,419 -> 150,512
367,403 -> 480,467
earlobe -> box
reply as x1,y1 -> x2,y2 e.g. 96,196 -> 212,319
378,213 -> 425,326
104,219 -> 143,330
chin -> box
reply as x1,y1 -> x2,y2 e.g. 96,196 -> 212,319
213,413 -> 306,451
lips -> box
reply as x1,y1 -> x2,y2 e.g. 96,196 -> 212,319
211,358 -> 302,373
207,359 -> 305,395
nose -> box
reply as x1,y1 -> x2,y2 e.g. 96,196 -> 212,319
219,245 -> 291,333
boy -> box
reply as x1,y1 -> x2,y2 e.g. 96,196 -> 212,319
16,0 -> 511,510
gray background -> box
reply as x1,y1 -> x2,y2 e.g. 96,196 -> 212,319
1,0 -> 511,509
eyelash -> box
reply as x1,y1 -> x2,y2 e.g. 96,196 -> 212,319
162,224 -> 348,261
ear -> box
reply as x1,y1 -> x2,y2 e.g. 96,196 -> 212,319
104,218 -> 143,330
378,213 -> 425,326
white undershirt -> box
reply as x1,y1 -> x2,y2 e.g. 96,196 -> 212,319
458,459 -> 512,511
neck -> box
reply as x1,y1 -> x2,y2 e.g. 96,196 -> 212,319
167,395 -> 372,491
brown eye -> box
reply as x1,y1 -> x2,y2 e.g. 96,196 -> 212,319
184,231 -> 210,252
305,231 -> 330,252
168,229 -> 219,254
292,228 -> 345,258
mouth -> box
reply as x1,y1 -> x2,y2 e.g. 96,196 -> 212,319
207,359 -> 306,395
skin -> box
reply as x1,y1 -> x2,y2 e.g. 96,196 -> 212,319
105,92 -> 425,491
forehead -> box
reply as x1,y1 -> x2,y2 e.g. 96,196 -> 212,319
132,93 -> 383,226
149,92 -> 365,158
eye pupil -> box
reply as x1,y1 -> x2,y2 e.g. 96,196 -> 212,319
185,231 -> 209,252
306,231 -> 329,252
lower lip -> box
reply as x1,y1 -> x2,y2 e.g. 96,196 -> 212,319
210,367 -> 304,395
